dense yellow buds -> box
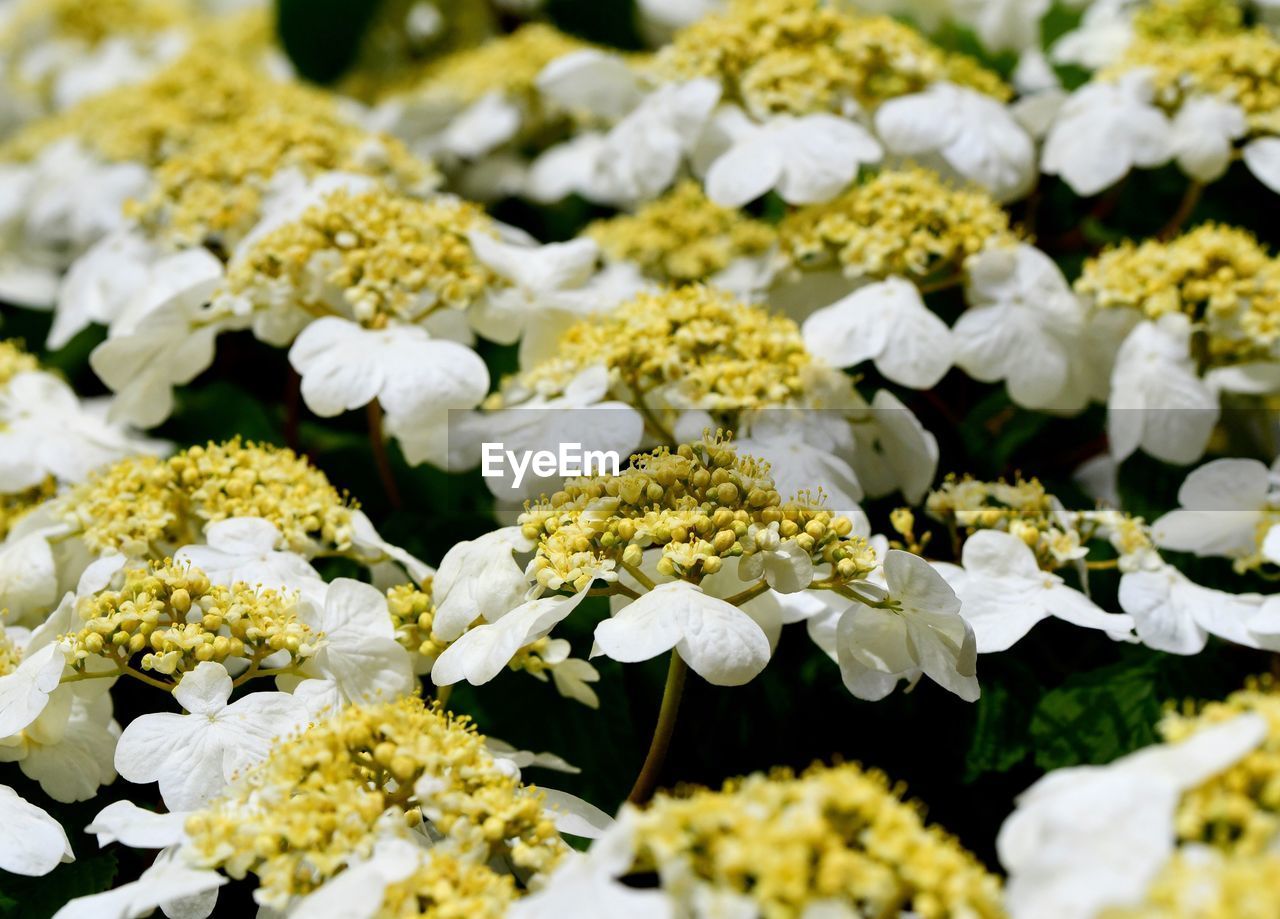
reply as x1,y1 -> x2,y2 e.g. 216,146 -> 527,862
627,761 -> 1007,918
653,0 -> 1008,117
184,696 -> 563,907
587,180 -> 777,283
64,439 -> 355,557
779,168 -> 1017,284
65,561 -> 317,681
225,187 -> 494,327
1077,224 -> 1280,363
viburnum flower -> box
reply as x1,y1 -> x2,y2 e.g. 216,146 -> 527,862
1150,457 -> 1280,572
114,660 -> 309,811
516,760 -> 1005,919
938,529 -> 1134,653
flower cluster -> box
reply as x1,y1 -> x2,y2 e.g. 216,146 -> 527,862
183,696 -> 563,909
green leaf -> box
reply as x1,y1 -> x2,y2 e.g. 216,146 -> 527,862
276,0 -> 386,84
1030,656 -> 1163,771
0,850 -> 117,919
963,661 -> 1040,782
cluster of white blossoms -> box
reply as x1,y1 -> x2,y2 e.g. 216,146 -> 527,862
4,0 -> 1280,915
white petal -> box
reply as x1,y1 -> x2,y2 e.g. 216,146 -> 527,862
171,662 -> 231,717
1243,136 -> 1280,194
0,785 -> 73,876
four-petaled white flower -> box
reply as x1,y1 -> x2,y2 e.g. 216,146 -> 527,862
875,83 -> 1035,202
835,551 -> 979,702
174,518 -> 325,600
429,527 -> 535,642
1043,71 -> 1172,197
1150,457 -> 1280,562
697,106 -> 882,207
955,244 -> 1091,411
801,277 -> 954,389
595,580 -> 773,687
941,530 -> 1134,653
114,661 -> 308,811
1119,562 -> 1267,655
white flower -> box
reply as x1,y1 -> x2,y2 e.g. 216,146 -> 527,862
1049,0 -> 1137,70
849,389 -> 940,504
87,250 -> 226,428
955,244 -> 1091,411
467,233 -> 601,345
951,0 -> 1050,53
801,277 -> 954,389
946,530 -> 1134,652
1266,525 -> 1280,564
579,80 -> 721,206
0,784 -> 73,876
289,579 -> 416,708
735,418 -> 864,517
289,836 -> 426,919
738,525 -> 815,594
874,83 -> 1035,202
1108,315 -> 1219,465
114,661 -> 308,810
536,49 -> 644,123
174,518 -> 325,599
3,682 -> 119,803
0,642 -> 66,740
697,106 -> 882,207
1119,562 -> 1266,654
431,591 -> 589,687
52,847 -> 226,919
1043,72 -> 1173,197
1242,135 -> 1280,194
86,800 -> 188,850
430,527 -> 535,642
288,316 -> 490,467
0,139 -> 149,309
999,713 -> 1267,919
1170,96 -> 1246,183
834,550 -> 979,702
595,580 -> 772,686
1150,457 -> 1279,561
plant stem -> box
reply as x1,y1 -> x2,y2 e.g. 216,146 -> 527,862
284,369 -> 302,453
366,401 -> 403,509
1157,181 -> 1203,241
627,650 -> 689,805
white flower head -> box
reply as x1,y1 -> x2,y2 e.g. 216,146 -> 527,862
836,551 -> 978,702
698,106 -> 882,207
114,661 -> 308,811
949,530 -> 1134,652
1043,71 -> 1173,197
875,83 -> 1036,202
801,277 -> 954,390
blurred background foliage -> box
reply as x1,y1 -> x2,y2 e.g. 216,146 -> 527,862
4,0 -> 1280,914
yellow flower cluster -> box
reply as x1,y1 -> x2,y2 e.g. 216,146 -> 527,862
225,187 -> 495,328
502,285 -> 821,412
1102,849 -> 1280,919
0,478 -> 57,542
64,561 -> 317,681
0,339 -> 39,385
1112,27 -> 1280,133
779,168 -> 1017,284
519,435 -> 873,590
377,851 -> 518,919
1076,224 -> 1280,363
1161,677 -> 1280,856
653,0 -> 1008,118
184,696 -> 563,908
0,44 -> 279,165
384,23 -> 586,109
128,106 -> 436,251
925,475 -> 1090,569
627,761 -> 1006,919
1131,0 -> 1244,44
587,181 -> 777,283
63,440 -> 355,558
0,0 -> 190,47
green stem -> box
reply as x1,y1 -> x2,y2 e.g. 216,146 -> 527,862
366,401 -> 403,509
627,650 -> 689,806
